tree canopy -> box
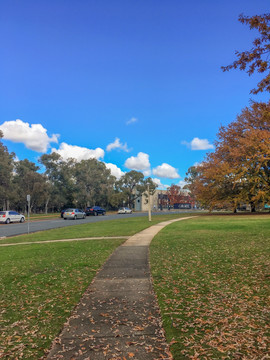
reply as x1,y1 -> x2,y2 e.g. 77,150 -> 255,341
185,101 -> 270,212
0,140 -> 158,212
116,170 -> 157,208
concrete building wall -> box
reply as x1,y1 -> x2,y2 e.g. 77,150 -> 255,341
139,189 -> 194,211
140,190 -> 168,211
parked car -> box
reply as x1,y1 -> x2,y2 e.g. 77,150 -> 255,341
118,207 -> 132,214
0,211 -> 25,224
85,206 -> 106,216
60,209 -> 67,218
63,208 -> 86,220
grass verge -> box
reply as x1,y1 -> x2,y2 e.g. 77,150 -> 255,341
150,215 -> 270,359
0,213 -> 190,244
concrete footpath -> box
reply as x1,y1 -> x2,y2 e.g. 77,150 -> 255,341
46,217 -> 195,360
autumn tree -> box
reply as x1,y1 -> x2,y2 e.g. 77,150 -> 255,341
222,13 -> 270,94
166,184 -> 181,206
186,160 -> 242,212
216,101 -> 270,210
186,101 -> 270,211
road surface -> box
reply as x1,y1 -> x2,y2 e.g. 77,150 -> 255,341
0,212 -> 150,238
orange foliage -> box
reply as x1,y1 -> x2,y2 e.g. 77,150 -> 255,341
187,101 -> 270,211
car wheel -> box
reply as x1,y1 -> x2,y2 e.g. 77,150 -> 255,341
64,218 -> 67,220
102,212 -> 105,216
20,217 -> 25,223
94,212 -> 98,216
83,215 -> 86,219
74,216 -> 77,220
5,218 -> 10,224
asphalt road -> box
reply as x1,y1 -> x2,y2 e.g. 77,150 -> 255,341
0,210 -> 198,238
0,212 -> 151,238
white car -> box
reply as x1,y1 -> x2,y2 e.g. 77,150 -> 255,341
0,211 -> 25,224
118,207 -> 132,214
63,208 -> 86,220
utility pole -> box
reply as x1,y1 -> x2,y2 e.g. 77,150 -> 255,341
148,184 -> 152,222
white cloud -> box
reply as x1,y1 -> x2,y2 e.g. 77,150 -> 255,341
177,180 -> 187,188
104,163 -> 125,179
126,117 -> 138,125
152,178 -> 170,190
106,138 -> 130,152
182,137 -> 214,150
143,169 -> 151,177
51,142 -> 104,161
124,152 -> 150,172
152,178 -> 162,187
152,163 -> 180,179
191,137 -> 214,150
0,119 -> 59,152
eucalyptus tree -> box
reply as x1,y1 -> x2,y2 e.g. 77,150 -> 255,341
13,159 -> 49,213
0,131 -> 15,210
39,153 -> 76,211
116,170 -> 157,208
74,159 -> 115,208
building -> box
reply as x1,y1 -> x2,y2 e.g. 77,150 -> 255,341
136,189 -> 196,211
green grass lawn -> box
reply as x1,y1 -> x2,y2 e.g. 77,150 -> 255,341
150,215 -> 270,359
0,213 -> 190,244
0,213 -> 188,359
0,238 -> 125,359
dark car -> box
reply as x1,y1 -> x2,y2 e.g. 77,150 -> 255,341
85,206 -> 106,216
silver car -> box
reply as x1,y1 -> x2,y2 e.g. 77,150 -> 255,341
63,208 -> 86,220
0,211 -> 25,224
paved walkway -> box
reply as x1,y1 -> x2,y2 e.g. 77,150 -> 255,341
46,217 -> 195,360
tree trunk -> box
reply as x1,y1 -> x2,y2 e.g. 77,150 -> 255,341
250,202 -> 256,212
45,197 -> 50,214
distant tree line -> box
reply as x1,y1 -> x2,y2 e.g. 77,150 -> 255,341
0,132 -> 156,213
185,12 -> 270,212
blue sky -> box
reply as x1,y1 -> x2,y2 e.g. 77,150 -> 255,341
0,0 -> 269,188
